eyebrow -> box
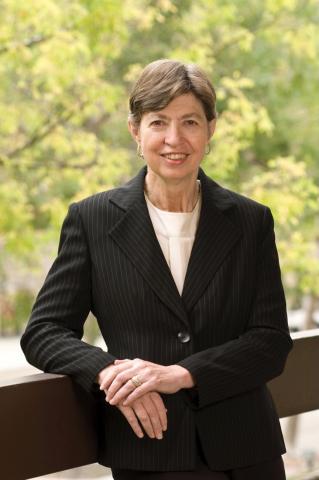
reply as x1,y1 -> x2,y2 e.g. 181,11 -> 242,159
148,112 -> 204,120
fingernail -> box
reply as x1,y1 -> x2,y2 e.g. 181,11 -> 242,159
138,432 -> 144,438
157,433 -> 163,440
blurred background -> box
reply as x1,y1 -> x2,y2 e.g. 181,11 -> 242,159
0,0 -> 318,478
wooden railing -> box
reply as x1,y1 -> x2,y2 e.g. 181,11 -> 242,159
268,329 -> 319,417
1,329 -> 319,480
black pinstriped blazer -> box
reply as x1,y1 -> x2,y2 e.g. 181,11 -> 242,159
21,166 -> 293,471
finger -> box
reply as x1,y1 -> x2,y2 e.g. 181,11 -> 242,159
100,363 -> 134,391
99,366 -> 120,391
108,379 -> 137,405
107,368 -> 147,402
106,367 -> 141,403
149,392 -> 167,431
140,396 -> 163,439
117,405 -> 144,439
122,382 -> 153,406
132,401 -> 155,439
114,358 -> 145,368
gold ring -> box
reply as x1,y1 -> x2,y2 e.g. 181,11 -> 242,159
131,375 -> 143,388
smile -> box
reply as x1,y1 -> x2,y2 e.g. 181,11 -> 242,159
161,153 -> 188,160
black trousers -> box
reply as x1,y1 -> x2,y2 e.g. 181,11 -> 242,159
112,437 -> 286,480
112,456 -> 286,480
112,436 -> 286,480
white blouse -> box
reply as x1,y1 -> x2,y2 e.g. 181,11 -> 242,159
145,188 -> 201,296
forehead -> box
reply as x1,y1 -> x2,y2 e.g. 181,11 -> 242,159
144,93 -> 206,119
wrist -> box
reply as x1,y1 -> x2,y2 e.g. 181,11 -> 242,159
172,365 -> 195,389
96,362 -> 115,385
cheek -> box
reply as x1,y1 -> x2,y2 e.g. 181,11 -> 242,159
142,133 -> 162,150
192,135 -> 208,151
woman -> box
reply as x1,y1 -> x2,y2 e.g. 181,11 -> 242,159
21,59 -> 292,479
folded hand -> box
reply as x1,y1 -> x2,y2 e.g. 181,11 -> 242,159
98,358 -> 194,406
116,391 -> 167,440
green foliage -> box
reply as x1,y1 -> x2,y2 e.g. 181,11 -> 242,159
0,289 -> 35,335
1,0 -> 318,332
243,157 -> 319,298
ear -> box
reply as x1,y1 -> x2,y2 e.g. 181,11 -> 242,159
207,118 -> 217,141
128,119 -> 140,144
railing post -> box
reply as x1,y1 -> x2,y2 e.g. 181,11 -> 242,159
0,374 -> 98,480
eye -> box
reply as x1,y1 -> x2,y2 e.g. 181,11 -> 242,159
150,119 -> 164,127
185,119 -> 198,126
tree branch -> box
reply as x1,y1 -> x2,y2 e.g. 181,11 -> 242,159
6,112 -> 73,159
0,34 -> 53,55
213,15 -> 282,60
3,100 -> 89,161
52,140 -> 102,170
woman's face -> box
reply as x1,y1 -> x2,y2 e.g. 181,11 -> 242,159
129,93 -> 216,184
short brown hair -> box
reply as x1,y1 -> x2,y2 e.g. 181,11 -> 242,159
128,59 -> 217,126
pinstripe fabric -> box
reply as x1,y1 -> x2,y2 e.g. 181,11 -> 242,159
21,166 -> 292,472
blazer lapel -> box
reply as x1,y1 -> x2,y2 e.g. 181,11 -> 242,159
108,167 -> 189,328
182,170 -> 242,312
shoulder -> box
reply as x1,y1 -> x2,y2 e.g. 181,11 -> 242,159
73,188 -> 115,210
202,170 -> 269,217
70,167 -> 146,215
225,188 -> 269,216
64,186 -> 125,234
70,185 -> 123,215
226,188 -> 273,237
201,171 -> 273,239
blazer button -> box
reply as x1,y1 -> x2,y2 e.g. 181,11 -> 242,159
177,331 -> 190,343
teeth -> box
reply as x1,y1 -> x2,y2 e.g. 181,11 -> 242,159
163,153 -> 187,160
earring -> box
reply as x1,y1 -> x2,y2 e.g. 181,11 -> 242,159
137,143 -> 144,158
205,143 -> 211,155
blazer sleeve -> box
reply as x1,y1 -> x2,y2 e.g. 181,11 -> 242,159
177,207 -> 293,409
20,203 -> 116,393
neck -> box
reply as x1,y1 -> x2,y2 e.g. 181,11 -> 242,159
144,171 -> 199,212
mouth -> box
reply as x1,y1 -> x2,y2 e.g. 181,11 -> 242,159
161,153 -> 189,164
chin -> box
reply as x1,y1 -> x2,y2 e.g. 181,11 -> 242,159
160,169 -> 198,183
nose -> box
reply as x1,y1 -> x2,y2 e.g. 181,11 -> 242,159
164,123 -> 184,146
